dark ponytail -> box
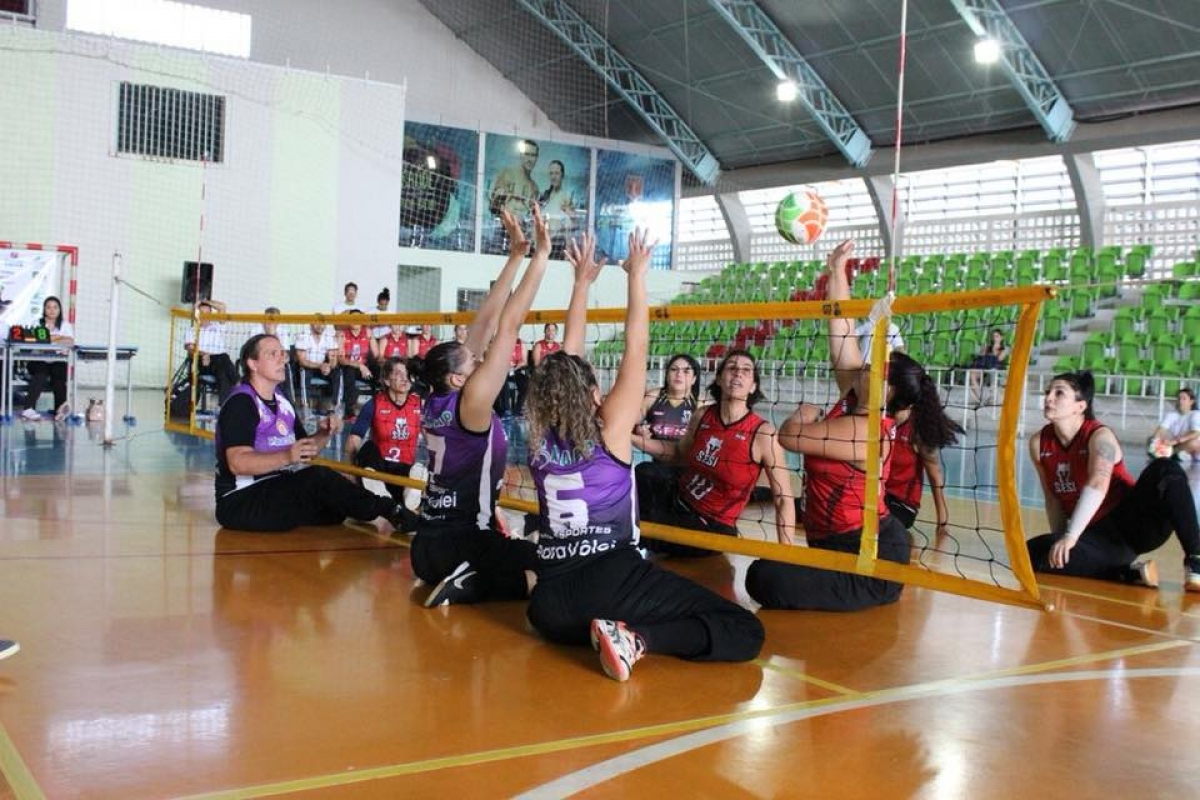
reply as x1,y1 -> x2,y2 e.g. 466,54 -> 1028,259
420,341 -> 467,393
889,351 -> 962,449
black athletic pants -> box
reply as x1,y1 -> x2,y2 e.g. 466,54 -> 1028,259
200,354 -> 237,403
885,494 -> 918,529
353,440 -> 414,503
410,526 -> 537,602
23,360 -> 68,411
215,465 -> 395,532
1027,457 -> 1200,580
638,466 -> 738,557
746,515 -> 911,611
527,548 -> 763,661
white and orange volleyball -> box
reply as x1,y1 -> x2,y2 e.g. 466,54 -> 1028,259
775,189 -> 828,245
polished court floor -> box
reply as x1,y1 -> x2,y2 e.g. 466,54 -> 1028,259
2,394 -> 1199,798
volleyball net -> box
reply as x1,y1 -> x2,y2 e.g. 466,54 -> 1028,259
164,280 -> 1052,610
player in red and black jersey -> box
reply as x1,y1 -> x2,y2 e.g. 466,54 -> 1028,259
1028,371 -> 1200,591
343,357 -> 425,533
748,240 -> 955,612
637,349 -> 795,556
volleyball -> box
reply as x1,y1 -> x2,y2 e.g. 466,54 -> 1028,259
775,190 -> 828,245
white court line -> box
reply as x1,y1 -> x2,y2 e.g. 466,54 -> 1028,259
513,667 -> 1200,799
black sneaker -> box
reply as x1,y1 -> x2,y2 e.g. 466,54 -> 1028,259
1118,560 -> 1158,588
424,560 -> 480,607
387,504 -> 418,535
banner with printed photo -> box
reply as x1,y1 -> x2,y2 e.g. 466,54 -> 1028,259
399,122 -> 478,252
482,134 -> 590,258
595,150 -> 677,269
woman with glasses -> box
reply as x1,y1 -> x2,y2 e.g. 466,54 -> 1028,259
637,349 -> 795,555
632,353 -> 703,519
411,206 -> 551,607
342,356 -> 426,533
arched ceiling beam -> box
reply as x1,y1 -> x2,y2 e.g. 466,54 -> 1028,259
950,0 -> 1076,142
706,0 -> 873,168
514,0 -> 721,185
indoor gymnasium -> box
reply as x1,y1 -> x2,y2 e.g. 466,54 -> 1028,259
1,0 -> 1199,797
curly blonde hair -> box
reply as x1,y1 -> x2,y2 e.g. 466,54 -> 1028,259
525,352 -> 602,458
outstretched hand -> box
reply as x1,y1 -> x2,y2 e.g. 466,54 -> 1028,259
500,209 -> 529,258
622,228 -> 658,276
1049,533 -> 1078,569
530,202 -> 551,257
566,231 -> 607,285
825,239 -> 855,280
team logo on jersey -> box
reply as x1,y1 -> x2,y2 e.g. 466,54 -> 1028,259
391,416 -> 410,441
1053,462 -> 1077,494
681,409 -> 692,425
276,420 -> 289,436
696,435 -> 722,467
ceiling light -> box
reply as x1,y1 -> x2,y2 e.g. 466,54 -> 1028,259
974,38 -> 1001,64
776,80 -> 798,103
425,155 -> 437,170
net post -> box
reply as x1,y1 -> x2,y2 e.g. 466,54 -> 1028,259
998,299 -> 1044,602
856,314 -> 889,572
102,252 -> 121,446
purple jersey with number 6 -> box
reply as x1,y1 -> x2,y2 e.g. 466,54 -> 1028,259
419,390 -> 507,533
529,429 -> 639,575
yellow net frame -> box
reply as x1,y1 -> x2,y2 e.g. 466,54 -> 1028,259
165,285 -> 1053,610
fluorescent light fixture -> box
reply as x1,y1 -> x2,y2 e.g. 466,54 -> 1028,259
974,38 -> 1001,65
776,80 -> 798,103
67,0 -> 252,58
425,155 -> 437,170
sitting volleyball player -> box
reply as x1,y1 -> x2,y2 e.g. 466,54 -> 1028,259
747,240 -> 911,612
342,356 -> 426,533
524,230 -> 763,682
1027,371 -> 1200,591
215,334 -> 410,533
412,207 -> 549,607
633,348 -> 795,556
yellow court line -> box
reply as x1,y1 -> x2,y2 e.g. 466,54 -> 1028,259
752,659 -> 862,696
176,634 -> 1200,800
1043,582 -> 1200,619
0,723 -> 45,800
176,693 -> 853,800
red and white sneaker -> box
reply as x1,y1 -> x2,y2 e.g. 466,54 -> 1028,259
590,619 -> 645,682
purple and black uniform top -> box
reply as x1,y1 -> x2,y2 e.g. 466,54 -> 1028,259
419,390 -> 507,533
214,383 -> 301,498
529,428 -> 639,576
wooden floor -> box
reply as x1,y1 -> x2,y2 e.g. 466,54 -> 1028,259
2,405 -> 1200,798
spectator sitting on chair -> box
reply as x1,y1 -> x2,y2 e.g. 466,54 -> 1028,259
1149,388 -> 1200,463
494,336 -> 527,417
332,282 -> 359,315
378,323 -> 409,360
333,310 -> 377,419
531,322 -> 562,367
294,322 -> 338,411
343,356 -> 425,532
371,288 -> 392,339
183,299 -> 236,405
453,324 -> 469,345
968,329 -> 1008,408
20,295 -> 75,421
416,324 -> 438,358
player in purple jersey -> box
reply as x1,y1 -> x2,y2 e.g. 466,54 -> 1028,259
413,206 -> 551,607
523,230 -> 764,682
214,334 -> 409,532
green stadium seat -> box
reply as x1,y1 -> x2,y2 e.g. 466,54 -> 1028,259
1042,255 -> 1066,282
1117,357 -> 1148,396
1145,309 -> 1171,338
1052,355 -> 1078,373
1124,251 -> 1147,279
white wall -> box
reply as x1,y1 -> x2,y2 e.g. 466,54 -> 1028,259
35,0 -> 556,133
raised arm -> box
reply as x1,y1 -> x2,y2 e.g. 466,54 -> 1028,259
460,205 -> 551,431
562,232 -> 606,356
600,229 -> 655,461
824,241 -> 865,397
464,210 -> 528,356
